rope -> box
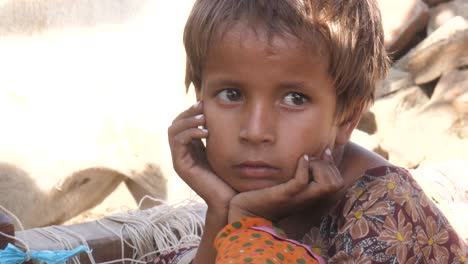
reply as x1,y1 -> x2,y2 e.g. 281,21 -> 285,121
0,198 -> 206,263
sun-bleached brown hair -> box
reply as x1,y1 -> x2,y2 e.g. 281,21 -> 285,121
183,0 -> 389,123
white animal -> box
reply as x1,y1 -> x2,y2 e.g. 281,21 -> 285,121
0,162 -> 166,229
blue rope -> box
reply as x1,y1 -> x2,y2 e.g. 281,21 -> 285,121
0,243 -> 90,264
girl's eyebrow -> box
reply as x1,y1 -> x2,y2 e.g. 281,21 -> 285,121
277,81 -> 306,90
206,78 -> 309,90
207,78 -> 243,87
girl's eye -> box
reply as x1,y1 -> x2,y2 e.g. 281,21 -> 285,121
216,89 -> 243,102
283,92 -> 308,106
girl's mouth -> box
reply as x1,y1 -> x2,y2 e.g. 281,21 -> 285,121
234,161 -> 280,178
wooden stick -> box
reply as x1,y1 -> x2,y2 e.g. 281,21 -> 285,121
15,205 -> 205,263
4,205 -> 205,263
16,219 -> 134,264
0,211 -> 15,249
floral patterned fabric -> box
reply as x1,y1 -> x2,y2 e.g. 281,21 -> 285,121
302,166 -> 468,264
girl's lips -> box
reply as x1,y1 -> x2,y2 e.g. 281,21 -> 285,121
234,162 -> 280,178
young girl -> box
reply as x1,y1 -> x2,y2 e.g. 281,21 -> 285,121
167,0 -> 468,263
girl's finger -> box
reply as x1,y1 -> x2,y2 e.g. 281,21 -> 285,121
329,166 -> 345,188
172,101 -> 203,123
168,114 -> 205,138
191,138 -> 209,165
309,160 -> 332,185
277,154 -> 310,197
305,159 -> 343,198
171,128 -> 208,156
322,147 -> 334,164
308,147 -> 335,184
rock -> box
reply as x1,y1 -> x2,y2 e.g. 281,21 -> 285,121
396,16 -> 468,84
372,86 -> 430,129
370,85 -> 466,168
399,87 -> 432,113
357,111 -> 378,134
428,0 -> 468,34
375,68 -> 415,98
452,118 -> 468,139
396,86 -> 431,111
455,93 -> 468,117
379,114 -> 467,168
371,86 -> 429,168
378,0 -> 429,53
422,0 -> 453,7
350,130 -> 388,159
431,69 -> 468,112
416,100 -> 461,134
429,69 -> 468,139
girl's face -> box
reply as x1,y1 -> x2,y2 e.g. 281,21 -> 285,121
198,25 -> 343,192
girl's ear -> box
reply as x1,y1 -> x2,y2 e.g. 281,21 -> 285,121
335,110 -> 363,146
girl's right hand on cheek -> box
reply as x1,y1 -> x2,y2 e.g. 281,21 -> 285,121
168,101 -> 237,211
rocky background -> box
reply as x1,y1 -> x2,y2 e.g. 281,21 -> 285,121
357,0 -> 468,168
353,0 -> 468,241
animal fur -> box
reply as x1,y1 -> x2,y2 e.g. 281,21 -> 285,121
0,162 -> 166,229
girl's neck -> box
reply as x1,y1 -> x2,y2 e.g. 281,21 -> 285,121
276,199 -> 331,240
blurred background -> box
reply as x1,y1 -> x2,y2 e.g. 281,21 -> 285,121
0,0 -> 198,223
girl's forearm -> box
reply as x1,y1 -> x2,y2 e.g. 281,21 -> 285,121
192,207 -> 228,264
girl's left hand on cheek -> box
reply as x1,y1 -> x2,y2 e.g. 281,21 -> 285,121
228,148 -> 344,223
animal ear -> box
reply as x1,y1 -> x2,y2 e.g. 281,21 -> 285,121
335,110 -> 362,146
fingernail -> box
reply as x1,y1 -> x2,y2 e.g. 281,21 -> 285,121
200,128 -> 208,133
304,154 -> 309,161
192,101 -> 200,108
194,114 -> 204,120
325,148 -> 332,157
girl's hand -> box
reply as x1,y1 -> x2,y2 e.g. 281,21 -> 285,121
168,102 -> 237,211
228,148 -> 344,222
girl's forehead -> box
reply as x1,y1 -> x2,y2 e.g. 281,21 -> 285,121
216,23 -> 300,49
210,22 -> 329,64
201,23 -> 334,96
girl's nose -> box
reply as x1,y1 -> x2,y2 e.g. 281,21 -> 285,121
239,103 -> 276,145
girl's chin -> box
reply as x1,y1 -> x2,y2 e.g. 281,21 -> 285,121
232,181 -> 278,193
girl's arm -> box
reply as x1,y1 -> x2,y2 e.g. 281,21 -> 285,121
168,101 -> 237,264
192,208 -> 228,264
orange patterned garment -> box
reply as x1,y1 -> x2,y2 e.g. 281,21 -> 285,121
214,217 -> 324,264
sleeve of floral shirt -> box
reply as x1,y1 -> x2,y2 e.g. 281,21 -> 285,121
327,167 -> 468,264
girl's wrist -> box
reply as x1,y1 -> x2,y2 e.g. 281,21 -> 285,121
228,203 -> 258,223
206,203 -> 229,218
191,206 -> 230,264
